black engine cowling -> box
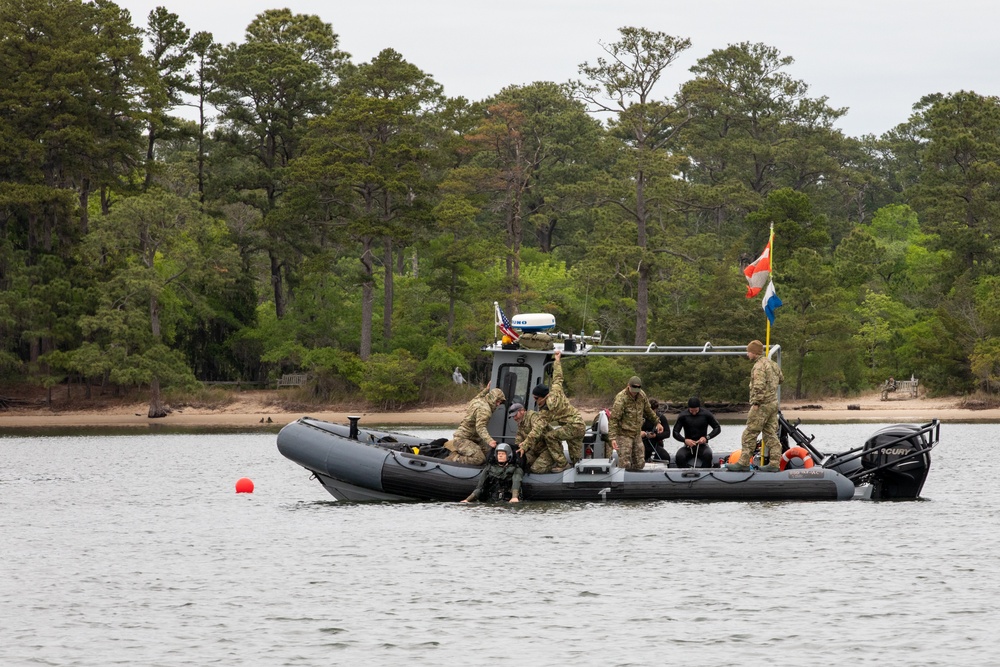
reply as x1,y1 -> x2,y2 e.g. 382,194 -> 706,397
778,413 -> 938,500
857,424 -> 935,499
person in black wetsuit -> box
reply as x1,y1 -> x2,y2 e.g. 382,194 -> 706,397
642,399 -> 672,463
461,444 -> 522,503
672,397 -> 721,468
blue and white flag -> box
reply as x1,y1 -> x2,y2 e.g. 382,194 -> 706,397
762,281 -> 783,325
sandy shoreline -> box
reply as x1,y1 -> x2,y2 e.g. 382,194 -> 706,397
1,394 -> 997,429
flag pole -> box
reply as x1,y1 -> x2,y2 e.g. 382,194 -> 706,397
763,223 -> 775,468
764,223 -> 775,356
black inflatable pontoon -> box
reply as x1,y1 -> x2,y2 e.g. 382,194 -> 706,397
276,414 -> 938,502
277,330 -> 939,503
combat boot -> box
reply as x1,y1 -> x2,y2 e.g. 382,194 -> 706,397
758,464 -> 780,472
725,462 -> 750,472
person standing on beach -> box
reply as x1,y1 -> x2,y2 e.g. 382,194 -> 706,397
608,375 -> 662,471
727,340 -> 783,472
445,387 -> 506,465
519,350 -> 585,473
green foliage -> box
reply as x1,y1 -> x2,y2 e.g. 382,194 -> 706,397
417,343 -> 468,388
571,356 -> 635,396
360,350 -> 420,408
904,91 -> 1000,280
970,338 -> 1000,393
852,290 -> 915,382
897,315 -> 974,395
301,346 -> 364,398
2,13 -> 999,401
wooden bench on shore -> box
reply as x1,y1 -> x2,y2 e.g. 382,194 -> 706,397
277,373 -> 309,388
881,378 -> 918,400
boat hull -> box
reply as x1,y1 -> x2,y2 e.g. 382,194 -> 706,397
277,418 -> 857,502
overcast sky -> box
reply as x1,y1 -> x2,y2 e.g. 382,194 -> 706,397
116,0 -> 998,138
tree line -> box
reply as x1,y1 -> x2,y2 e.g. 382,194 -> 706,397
2,1 -> 998,415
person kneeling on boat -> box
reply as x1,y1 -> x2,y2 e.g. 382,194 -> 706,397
518,350 -> 585,474
445,387 -> 507,465
462,443 -> 522,503
608,375 -> 662,471
671,397 -> 721,468
509,402 -> 542,466
514,400 -> 566,471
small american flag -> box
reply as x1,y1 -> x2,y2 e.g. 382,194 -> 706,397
495,302 -> 520,341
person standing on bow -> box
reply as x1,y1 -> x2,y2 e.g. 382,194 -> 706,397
519,350 -> 585,473
608,375 -> 662,471
726,340 -> 783,472
445,387 -> 506,465
461,443 -> 522,503
671,396 -> 721,468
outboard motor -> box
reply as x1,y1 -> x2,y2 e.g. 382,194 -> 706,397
857,423 -> 936,499
779,413 -> 939,500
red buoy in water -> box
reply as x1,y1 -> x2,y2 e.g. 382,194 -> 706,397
235,477 -> 254,493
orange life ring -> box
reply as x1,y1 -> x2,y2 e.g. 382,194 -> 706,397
779,446 -> 814,471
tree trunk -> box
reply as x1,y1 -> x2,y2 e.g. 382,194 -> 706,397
148,376 -> 167,418
148,293 -> 167,418
795,347 -> 807,400
447,265 -> 457,346
269,251 -> 286,319
505,194 -> 523,314
198,99 -> 206,205
144,125 -> 156,191
536,217 -> 556,253
78,178 -> 91,235
634,166 -> 649,345
383,238 -> 393,344
359,239 -> 374,360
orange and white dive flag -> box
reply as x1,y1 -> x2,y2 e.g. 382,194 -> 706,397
743,240 -> 771,298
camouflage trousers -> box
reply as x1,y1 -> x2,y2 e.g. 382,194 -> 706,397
526,422 -> 585,473
549,422 -> 585,463
445,437 -> 487,465
524,430 -> 566,473
615,432 -> 645,471
739,402 -> 781,466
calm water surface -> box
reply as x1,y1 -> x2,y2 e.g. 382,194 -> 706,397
2,422 -> 998,666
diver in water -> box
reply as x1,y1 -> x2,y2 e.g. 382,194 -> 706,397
461,443 -> 523,503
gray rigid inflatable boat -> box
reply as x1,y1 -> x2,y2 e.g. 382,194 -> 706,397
277,334 -> 939,503
278,416 -> 866,502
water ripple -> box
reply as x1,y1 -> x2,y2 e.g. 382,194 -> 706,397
1,425 -> 997,665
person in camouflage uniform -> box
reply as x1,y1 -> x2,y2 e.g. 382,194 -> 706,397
509,402 -> 544,468
727,339 -> 784,472
461,443 -> 522,503
445,387 -> 506,465
519,350 -> 585,474
608,375 -> 662,471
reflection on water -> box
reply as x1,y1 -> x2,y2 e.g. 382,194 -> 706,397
1,423 -> 997,666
